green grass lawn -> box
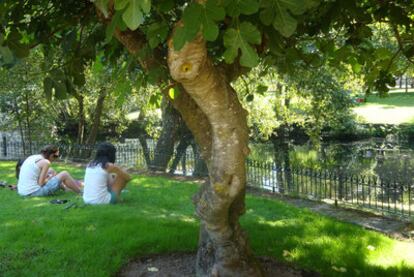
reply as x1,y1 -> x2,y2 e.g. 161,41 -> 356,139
1,161 -> 414,277
353,92 -> 414,124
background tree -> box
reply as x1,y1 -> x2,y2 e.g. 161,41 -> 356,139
0,50 -> 56,153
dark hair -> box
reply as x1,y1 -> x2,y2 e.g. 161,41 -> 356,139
89,142 -> 116,168
40,144 -> 59,159
16,158 -> 26,179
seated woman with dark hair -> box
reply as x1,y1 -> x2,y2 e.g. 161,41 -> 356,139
83,142 -> 131,205
17,145 -> 81,196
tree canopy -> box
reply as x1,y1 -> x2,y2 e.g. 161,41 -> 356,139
1,0 -> 413,95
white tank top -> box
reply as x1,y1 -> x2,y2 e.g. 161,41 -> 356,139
17,154 -> 43,196
83,165 -> 111,204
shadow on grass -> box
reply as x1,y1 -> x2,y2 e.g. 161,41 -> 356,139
243,196 -> 414,277
1,167 -> 413,277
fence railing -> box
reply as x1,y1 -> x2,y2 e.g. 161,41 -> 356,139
246,159 -> 413,218
1,141 -> 413,218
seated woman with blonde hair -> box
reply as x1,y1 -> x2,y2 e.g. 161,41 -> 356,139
83,142 -> 131,205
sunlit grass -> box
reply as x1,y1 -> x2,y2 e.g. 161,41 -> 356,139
0,161 -> 413,277
353,92 -> 414,124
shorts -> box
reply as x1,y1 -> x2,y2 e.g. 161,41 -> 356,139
109,190 -> 117,204
29,177 -> 62,197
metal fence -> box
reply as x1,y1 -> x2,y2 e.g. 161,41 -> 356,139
1,140 -> 413,218
246,159 -> 413,218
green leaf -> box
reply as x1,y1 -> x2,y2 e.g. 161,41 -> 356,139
259,7 -> 274,26
260,0 -> 316,37
200,0 -> 225,41
257,84 -> 268,94
168,87 -> 181,100
239,43 -> 259,67
202,18 -> 219,41
272,7 -> 297,37
173,3 -> 202,50
352,62 -> 361,73
146,21 -> 169,48
141,0 -> 151,13
106,11 -> 123,43
149,93 -> 162,108
240,22 -> 261,44
173,27 -> 188,50
205,0 -> 225,21
223,29 -> 239,63
223,22 -> 261,67
246,94 -> 254,101
114,0 -> 129,10
122,0 -> 145,30
224,0 -> 259,17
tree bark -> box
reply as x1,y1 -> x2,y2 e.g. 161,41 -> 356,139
135,111 -> 152,167
149,97 -> 181,172
192,143 -> 209,177
75,94 -> 85,145
168,35 -> 262,277
13,99 -> 26,156
95,5 -> 260,275
23,90 -> 32,154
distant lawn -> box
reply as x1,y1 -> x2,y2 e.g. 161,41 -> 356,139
1,161 -> 414,277
353,92 -> 414,124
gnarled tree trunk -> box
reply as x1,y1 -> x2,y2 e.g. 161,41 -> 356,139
168,35 -> 262,277
99,4 -> 262,273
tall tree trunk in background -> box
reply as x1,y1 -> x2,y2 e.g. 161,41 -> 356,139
168,129 -> 192,174
85,89 -> 106,146
149,97 -> 181,171
168,35 -> 262,276
168,121 -> 194,175
138,135 -> 152,166
13,99 -> 26,156
23,90 -> 33,154
136,111 -> 152,167
192,143 -> 209,177
75,94 -> 85,145
272,89 -> 293,193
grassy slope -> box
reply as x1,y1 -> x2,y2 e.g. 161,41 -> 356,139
0,161 -> 413,277
353,92 -> 414,125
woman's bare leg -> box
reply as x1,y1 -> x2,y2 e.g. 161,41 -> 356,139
111,175 -> 129,198
56,171 -> 81,193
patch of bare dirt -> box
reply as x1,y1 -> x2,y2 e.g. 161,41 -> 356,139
118,252 -> 320,277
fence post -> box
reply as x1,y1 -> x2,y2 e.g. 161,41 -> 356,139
2,136 -> 6,157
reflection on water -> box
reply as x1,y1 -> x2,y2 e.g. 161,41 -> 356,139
250,137 -> 414,181
248,137 -> 414,217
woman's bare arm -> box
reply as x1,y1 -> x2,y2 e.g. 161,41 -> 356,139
37,160 -> 51,186
106,163 -> 131,181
